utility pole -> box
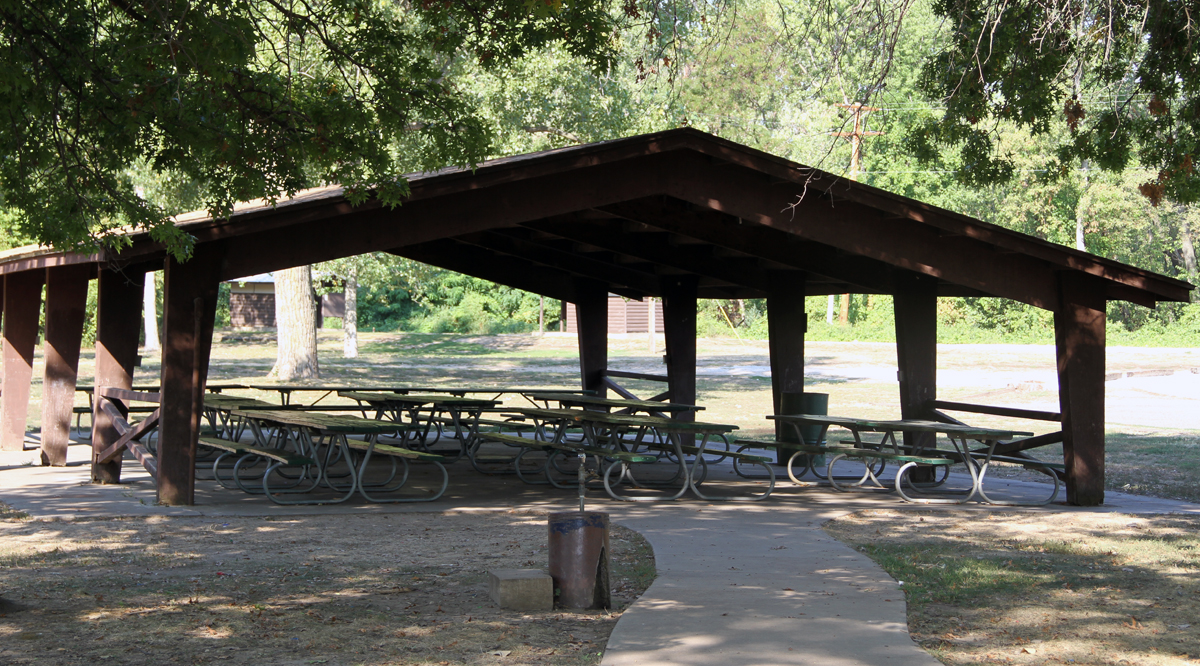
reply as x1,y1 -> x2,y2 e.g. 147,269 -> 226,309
831,102 -> 883,324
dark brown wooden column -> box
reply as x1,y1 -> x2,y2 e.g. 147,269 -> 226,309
662,277 -> 698,421
575,286 -> 609,398
1055,272 -> 1106,506
39,265 -> 91,466
0,279 -> 4,394
1,270 -> 45,451
894,274 -> 938,453
767,271 -> 807,439
158,249 -> 223,505
92,269 -> 145,484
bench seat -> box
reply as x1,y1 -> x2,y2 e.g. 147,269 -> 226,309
477,432 -> 553,448
477,431 -> 656,464
735,439 -> 855,455
972,453 -> 1065,471
639,440 -> 774,464
836,447 -> 953,466
343,440 -> 448,462
198,437 -> 316,467
425,416 -> 535,431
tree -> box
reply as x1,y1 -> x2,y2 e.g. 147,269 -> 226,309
0,0 -> 619,258
908,0 -> 1200,205
271,266 -> 319,380
142,272 -> 159,352
343,264 -> 358,359
315,254 -> 396,359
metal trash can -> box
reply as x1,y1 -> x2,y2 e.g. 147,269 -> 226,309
547,511 -> 611,609
778,392 -> 828,466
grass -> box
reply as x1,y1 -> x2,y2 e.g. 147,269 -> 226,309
825,510 -> 1200,665
0,501 -> 29,521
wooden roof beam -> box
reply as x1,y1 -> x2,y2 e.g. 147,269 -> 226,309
524,216 -> 773,292
458,230 -> 661,294
599,198 -> 899,294
386,240 -> 589,302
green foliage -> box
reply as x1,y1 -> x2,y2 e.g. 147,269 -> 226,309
320,252 -> 560,334
0,207 -> 33,250
0,0 -> 619,258
696,294 -> 1199,346
912,0 -> 1200,204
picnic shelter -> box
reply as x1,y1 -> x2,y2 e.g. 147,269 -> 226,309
0,128 -> 1191,507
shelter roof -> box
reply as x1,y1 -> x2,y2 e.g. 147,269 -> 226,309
0,128 -> 1191,309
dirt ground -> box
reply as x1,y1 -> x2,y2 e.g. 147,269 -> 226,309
0,511 -> 654,666
825,510 -> 1200,666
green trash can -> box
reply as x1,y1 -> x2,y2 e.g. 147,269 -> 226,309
778,392 -> 828,467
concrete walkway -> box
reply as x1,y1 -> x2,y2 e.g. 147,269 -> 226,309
3,443 -> 1199,666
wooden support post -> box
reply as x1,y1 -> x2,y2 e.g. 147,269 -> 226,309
894,275 -> 938,456
92,269 -> 146,484
575,286 -> 609,398
1055,272 -> 1107,506
40,265 -> 91,466
158,249 -> 222,505
1,270 -> 44,451
0,280 -> 3,396
662,277 -> 698,426
767,272 -> 807,439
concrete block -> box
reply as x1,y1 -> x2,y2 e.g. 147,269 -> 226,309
489,569 -> 553,611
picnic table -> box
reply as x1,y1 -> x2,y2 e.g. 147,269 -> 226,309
71,383 -> 244,438
243,384 -> 593,405
489,407 -> 773,501
847,419 -> 1046,505
337,391 -> 501,459
215,408 -> 448,504
202,394 -> 277,440
525,392 -> 705,416
766,414 -> 1053,505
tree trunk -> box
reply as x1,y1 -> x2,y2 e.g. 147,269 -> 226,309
143,272 -> 160,351
1181,212 -> 1198,300
1075,163 -> 1091,252
271,266 -> 319,379
343,267 -> 358,358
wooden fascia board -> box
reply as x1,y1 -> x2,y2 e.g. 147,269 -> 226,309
214,155 -> 676,281
673,135 -> 1193,304
0,251 -> 103,276
117,134 -> 703,256
662,154 -> 1065,310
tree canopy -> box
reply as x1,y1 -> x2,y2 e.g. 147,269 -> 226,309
0,0 -> 618,258
909,0 -> 1200,205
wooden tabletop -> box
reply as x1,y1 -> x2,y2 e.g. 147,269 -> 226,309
527,393 -> 704,413
204,394 -> 275,409
860,419 -> 1034,440
769,414 -> 1033,440
338,391 -> 500,408
230,409 -> 396,434
506,406 -> 735,432
768,414 -> 885,429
